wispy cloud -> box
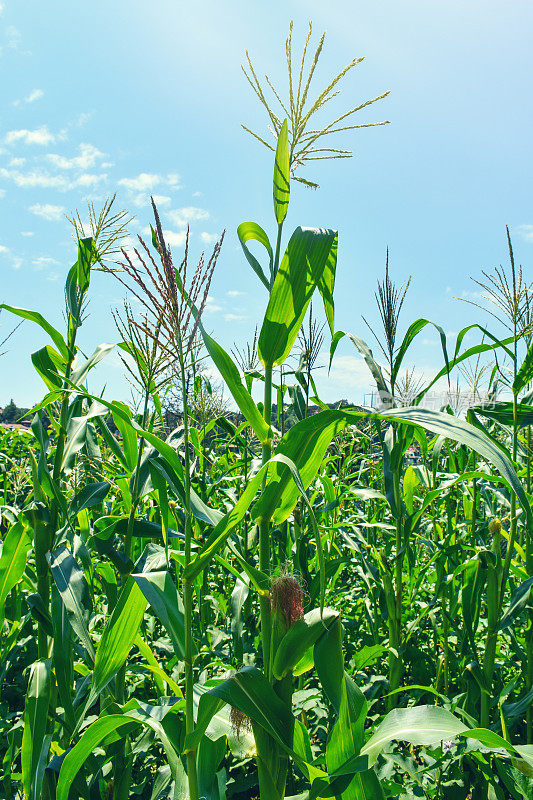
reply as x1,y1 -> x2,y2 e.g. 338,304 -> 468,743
118,173 -> 181,207
227,289 -> 245,297
224,313 -> 246,322
167,206 -> 209,227
1,167 -> 107,191
5,126 -> 55,146
13,89 -> 44,107
515,224 -> 533,243
118,172 -> 163,193
46,143 -> 106,170
204,295 -> 222,314
29,203 -> 65,222
200,232 -> 218,244
6,25 -> 23,51
151,194 -> 172,206
33,255 -> 60,269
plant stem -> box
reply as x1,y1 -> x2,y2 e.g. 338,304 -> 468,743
178,345 -> 200,800
259,363 -> 273,678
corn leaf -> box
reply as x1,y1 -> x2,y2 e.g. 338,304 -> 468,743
258,226 -> 337,368
273,119 -> 290,224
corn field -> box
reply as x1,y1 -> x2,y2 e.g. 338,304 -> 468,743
2,22 -> 533,800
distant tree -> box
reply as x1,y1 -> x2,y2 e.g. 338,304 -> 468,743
0,399 -> 29,424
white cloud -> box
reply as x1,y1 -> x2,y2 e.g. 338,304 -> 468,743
76,172 -> 107,188
21,231 -> 34,237
515,224 -> 533,243
205,295 -> 222,314
0,167 -> 107,191
119,174 -> 181,208
167,206 -> 209,227
200,232 -> 218,245
5,126 -> 55,146
0,189 -> 5,199
224,313 -> 246,322
327,353 -> 376,395
46,143 -> 105,170
8,157 -> 26,167
227,289 -> 245,297
152,194 -> 171,206
192,190 -> 202,197
13,89 -> 44,106
162,229 -> 187,247
119,173 -> 163,192
33,256 -> 60,269
26,88 -> 44,103
29,203 -> 65,222
6,26 -> 22,50
0,244 -> 9,255
0,3 -> 4,15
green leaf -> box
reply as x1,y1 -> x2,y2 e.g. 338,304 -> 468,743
253,412 -> 348,524
57,715 -> 137,800
89,545 -> 167,704
258,227 -> 337,368
330,331 -> 388,404
70,341 -> 114,386
48,545 -> 95,662
90,575 -> 147,702
514,338 -> 533,394
69,481 -> 110,518
391,318 -> 448,390
499,576 -> 533,631
257,406 -> 530,530
273,608 -> 339,680
379,406 -> 531,527
471,400 -> 533,429
273,119 -> 290,224
31,345 -> 66,391
51,584 -> 75,727
76,236 -> 94,294
199,329 -> 270,444
187,666 -> 294,752
361,705 -> 468,766
56,699 -> 184,800
0,521 -> 32,622
21,659 -> 52,800
237,221 -> 272,290
132,570 -> 185,659
0,303 -> 69,359
314,616 -> 383,800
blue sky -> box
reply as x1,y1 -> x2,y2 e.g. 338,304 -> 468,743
1,0 -> 532,409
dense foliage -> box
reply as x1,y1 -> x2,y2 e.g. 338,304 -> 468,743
2,22 -> 533,800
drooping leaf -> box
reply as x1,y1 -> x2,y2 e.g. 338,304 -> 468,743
0,303 -> 69,359
237,221 -> 272,290
360,705 -> 468,766
258,227 -> 337,368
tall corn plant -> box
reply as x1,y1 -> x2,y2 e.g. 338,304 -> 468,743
0,199 -> 130,800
